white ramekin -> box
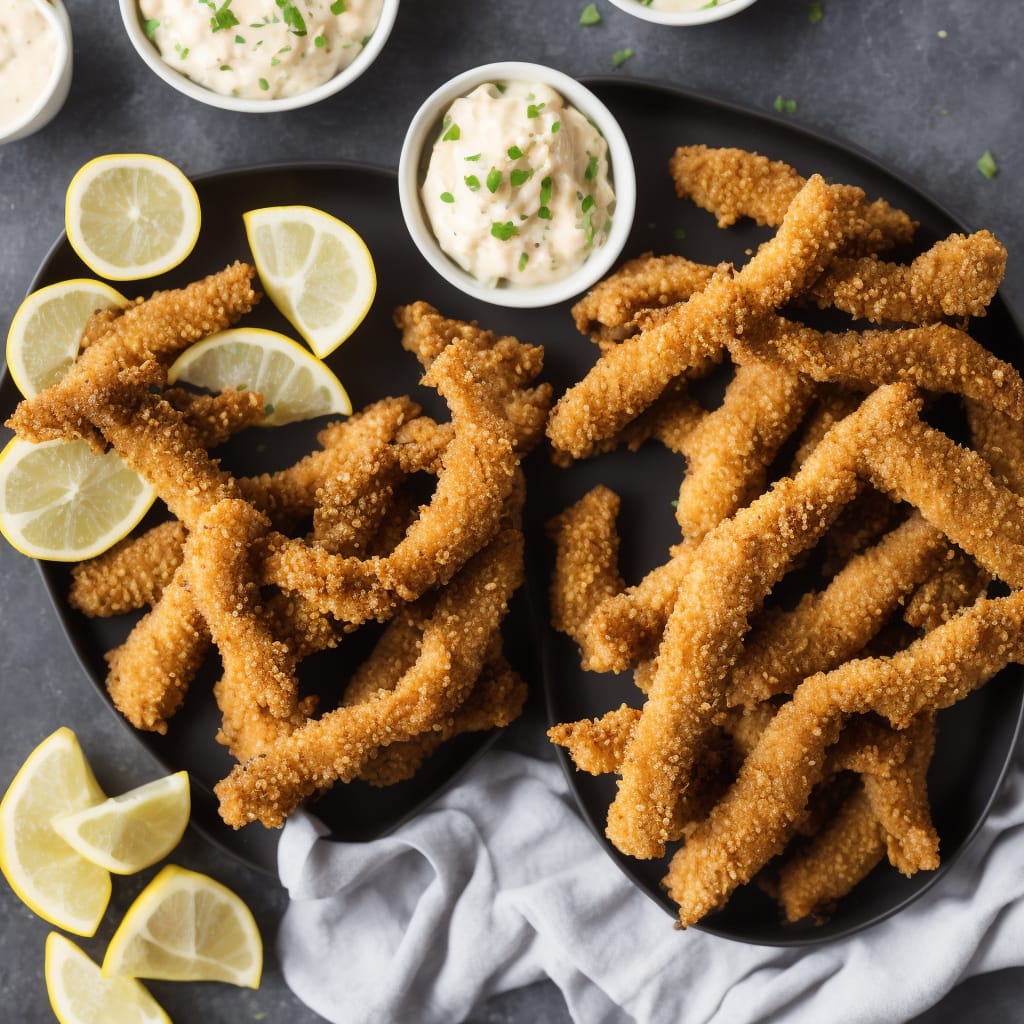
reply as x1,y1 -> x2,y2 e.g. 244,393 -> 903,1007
118,0 -> 399,113
605,0 -> 759,26
1,0 -> 73,145
398,62 -> 636,310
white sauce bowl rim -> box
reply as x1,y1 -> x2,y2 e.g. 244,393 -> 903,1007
398,61 -> 637,310
117,0 -> 399,113
604,0 -> 759,26
0,0 -> 73,142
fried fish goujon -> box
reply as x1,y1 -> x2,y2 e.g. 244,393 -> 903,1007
547,144 -> 1019,927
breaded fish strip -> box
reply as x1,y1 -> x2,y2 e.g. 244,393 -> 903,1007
547,487 -> 625,662
664,590 -> 1024,927
186,499 -> 312,761
776,786 -> 886,922
668,145 -> 915,252
965,399 -> 1024,494
70,521 -> 188,618
903,553 -> 991,632
734,318 -> 1024,420
729,513 -> 949,708
395,302 -> 552,454
808,231 -> 1006,323
6,263 -> 258,449
166,388 -> 267,447
214,529 -> 524,828
547,175 -> 852,459
571,253 -> 716,337
675,359 -> 815,539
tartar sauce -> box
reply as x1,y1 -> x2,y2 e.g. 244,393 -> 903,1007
0,0 -> 57,131
421,81 -> 616,288
139,0 -> 383,100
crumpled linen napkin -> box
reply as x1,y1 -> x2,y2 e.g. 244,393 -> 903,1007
278,742 -> 1024,1024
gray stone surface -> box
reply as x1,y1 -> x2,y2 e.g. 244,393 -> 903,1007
0,1 -> 1021,1022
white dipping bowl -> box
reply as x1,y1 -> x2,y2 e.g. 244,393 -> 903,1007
605,0 -> 758,26
1,0 -> 73,145
398,61 -> 636,310
118,0 -> 399,113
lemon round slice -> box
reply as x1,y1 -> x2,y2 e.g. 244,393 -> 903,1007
46,933 -> 170,1024
52,771 -> 190,876
0,728 -> 110,936
0,438 -> 156,562
6,280 -> 128,399
65,154 -> 201,281
243,205 -> 376,358
168,327 -> 352,426
103,864 -> 262,988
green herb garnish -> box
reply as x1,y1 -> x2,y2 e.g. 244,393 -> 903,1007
209,1 -> 239,32
510,169 -> 533,187
144,18 -> 161,38
258,77 -> 270,91
491,221 -> 519,241
581,195 -> 595,213
551,120 -> 561,134
442,122 -> 461,141
808,2 -> 823,23
464,152 -> 481,161
584,155 -> 598,181
527,102 -> 545,118
464,175 -> 481,191
518,252 -> 529,272
440,192 -> 455,203
538,207 -> 552,221
275,0 -> 307,36
486,168 -> 503,193
612,48 -> 633,68
539,176 -> 553,206
314,33 -> 326,47
234,33 -> 246,43
331,0 -> 346,12
507,145 -> 524,160
977,150 -> 998,179
579,3 -> 601,25
773,95 -> 797,114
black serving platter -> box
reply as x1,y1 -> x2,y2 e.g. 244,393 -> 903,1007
1,81 -> 1020,940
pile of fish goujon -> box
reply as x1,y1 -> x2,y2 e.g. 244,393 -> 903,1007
545,145 -> 1022,927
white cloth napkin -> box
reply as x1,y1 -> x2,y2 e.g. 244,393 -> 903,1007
278,737 -> 1024,1024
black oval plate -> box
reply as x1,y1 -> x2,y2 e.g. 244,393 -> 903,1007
1,81 -> 1021,936
533,80 -> 1024,945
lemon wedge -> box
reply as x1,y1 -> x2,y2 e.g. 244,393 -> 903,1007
103,865 -> 262,988
243,205 -> 376,358
0,728 -> 110,936
168,327 -> 352,426
6,279 -> 128,399
65,154 -> 201,281
52,771 -> 190,876
0,438 -> 155,562
45,933 -> 171,1024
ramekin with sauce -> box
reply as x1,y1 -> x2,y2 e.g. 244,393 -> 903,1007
0,0 -> 73,145
605,0 -> 759,26
119,0 -> 399,112
398,62 -> 636,310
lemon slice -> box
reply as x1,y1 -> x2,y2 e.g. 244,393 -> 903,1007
167,327 -> 352,426
6,280 -> 128,399
52,771 -> 190,876
103,864 -> 262,988
0,728 -> 110,936
65,154 -> 201,281
0,438 -> 156,562
45,933 -> 170,1024
243,205 -> 376,358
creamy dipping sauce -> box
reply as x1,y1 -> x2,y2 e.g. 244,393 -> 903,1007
0,0 -> 57,131
639,0 -> 734,9
139,0 -> 383,100
421,81 -> 615,288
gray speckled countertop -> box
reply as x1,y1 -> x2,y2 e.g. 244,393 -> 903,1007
0,2 -> 1021,1022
